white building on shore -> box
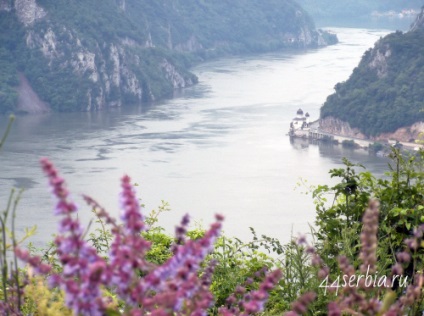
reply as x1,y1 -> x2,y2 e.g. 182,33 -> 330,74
289,108 -> 310,137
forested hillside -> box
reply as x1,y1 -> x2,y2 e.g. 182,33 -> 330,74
0,0 -> 336,113
320,8 -> 424,137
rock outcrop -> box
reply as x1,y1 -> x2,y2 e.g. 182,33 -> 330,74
14,0 -> 46,26
319,117 -> 367,139
368,44 -> 391,78
16,73 -> 49,114
373,122 -> 424,143
320,117 -> 424,143
410,6 -> 424,31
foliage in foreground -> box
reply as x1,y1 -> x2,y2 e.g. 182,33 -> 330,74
2,115 -> 424,314
286,200 -> 424,315
1,158 -> 283,315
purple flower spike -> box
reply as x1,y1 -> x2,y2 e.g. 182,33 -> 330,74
16,160 -> 281,315
41,158 -> 77,215
108,175 -> 152,303
120,175 -> 145,234
40,158 -> 106,315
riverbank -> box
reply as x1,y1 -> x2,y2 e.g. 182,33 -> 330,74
289,113 -> 423,153
290,126 -> 424,155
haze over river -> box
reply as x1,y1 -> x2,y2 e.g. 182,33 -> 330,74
1,28 -> 393,247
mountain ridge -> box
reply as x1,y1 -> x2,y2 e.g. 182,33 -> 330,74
0,0 -> 337,114
320,7 -> 424,141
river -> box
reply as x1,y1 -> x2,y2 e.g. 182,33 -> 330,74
0,27 -> 393,247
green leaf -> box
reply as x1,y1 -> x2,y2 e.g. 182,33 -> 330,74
105,309 -> 121,316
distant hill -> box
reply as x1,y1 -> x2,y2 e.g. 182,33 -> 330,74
298,0 -> 422,27
0,0 -> 337,113
320,8 -> 424,140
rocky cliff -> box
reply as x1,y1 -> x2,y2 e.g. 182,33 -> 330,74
319,7 -> 424,141
319,117 -> 367,139
410,6 -> 424,31
0,0 -> 337,113
320,117 -> 424,143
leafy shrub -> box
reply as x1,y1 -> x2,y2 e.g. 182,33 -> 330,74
369,142 -> 384,153
341,139 -> 356,148
313,150 -> 424,271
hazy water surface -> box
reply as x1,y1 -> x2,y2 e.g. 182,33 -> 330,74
0,28 -> 392,246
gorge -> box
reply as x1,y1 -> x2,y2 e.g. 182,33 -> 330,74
0,0 -> 337,114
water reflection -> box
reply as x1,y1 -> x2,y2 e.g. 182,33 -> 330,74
290,137 -> 392,180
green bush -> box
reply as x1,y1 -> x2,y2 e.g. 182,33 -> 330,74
341,139 -> 357,148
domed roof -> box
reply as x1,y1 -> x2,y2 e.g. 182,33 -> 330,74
296,108 -> 303,115
305,112 -> 310,117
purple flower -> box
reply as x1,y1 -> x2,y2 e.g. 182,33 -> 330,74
17,160 -> 282,315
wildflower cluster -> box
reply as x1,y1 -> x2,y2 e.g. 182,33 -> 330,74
14,159 -> 282,315
219,269 -> 282,315
287,200 -> 424,315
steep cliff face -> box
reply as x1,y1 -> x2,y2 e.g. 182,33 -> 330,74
320,117 -> 424,143
367,44 -> 391,79
320,7 -> 424,139
0,0 -> 198,112
22,24 -> 154,110
319,117 -> 366,139
0,0 -> 336,113
410,6 -> 424,31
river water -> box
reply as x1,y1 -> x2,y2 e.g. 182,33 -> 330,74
0,28 -> 393,247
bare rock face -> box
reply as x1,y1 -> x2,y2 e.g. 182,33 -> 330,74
298,26 -> 313,46
16,73 -> 49,113
410,7 -> 424,31
14,0 -> 46,26
174,36 -> 203,53
72,51 -> 98,82
373,122 -> 424,143
320,117 -> 367,139
320,117 -> 424,143
10,2 -> 174,111
368,44 -> 391,78
161,59 -> 194,89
